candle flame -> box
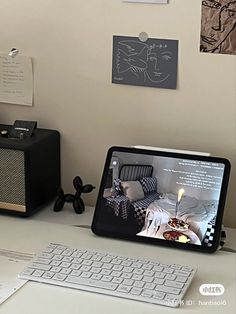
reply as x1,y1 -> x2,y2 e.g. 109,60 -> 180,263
177,188 -> 185,202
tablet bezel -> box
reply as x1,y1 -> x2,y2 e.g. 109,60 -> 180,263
92,146 -> 231,253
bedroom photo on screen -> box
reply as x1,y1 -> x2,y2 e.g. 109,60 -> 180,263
99,151 -> 225,248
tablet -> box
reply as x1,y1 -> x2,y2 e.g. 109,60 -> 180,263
92,146 -> 231,253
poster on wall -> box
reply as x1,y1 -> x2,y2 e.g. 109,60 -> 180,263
200,0 -> 236,55
112,35 -> 178,89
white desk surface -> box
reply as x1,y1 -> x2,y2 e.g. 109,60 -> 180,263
0,208 -> 235,314
32,203 -> 236,251
31,203 -> 95,227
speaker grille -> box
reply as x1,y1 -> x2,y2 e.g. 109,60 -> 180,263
0,148 -> 25,207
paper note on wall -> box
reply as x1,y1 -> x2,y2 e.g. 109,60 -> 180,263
0,54 -> 33,106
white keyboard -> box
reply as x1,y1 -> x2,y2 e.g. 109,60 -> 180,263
19,243 -> 196,308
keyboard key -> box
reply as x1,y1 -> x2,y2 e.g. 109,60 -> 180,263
51,266 -> 62,273
130,287 -> 142,295
33,270 -> 44,277
163,267 -> 174,274
111,258 -> 122,265
82,260 -> 92,266
112,265 -> 123,271
153,266 -> 163,272
73,258 -> 82,264
90,267 -> 100,274
165,280 -> 184,289
133,268 -> 144,275
82,253 -> 92,259
154,278 -> 165,285
176,276 -> 188,283
170,264 -> 182,270
141,289 -> 153,298
92,262 -> 102,268
101,257 -> 112,263
71,270 -> 81,276
143,276 -> 153,283
117,285 -> 132,293
111,277 -> 123,284
50,260 -> 61,266
143,264 -> 153,270
70,263 -> 80,270
132,274 -> 143,281
133,281 -> 145,288
131,262 -> 142,268
71,252 -> 82,258
43,248 -> 54,254
144,283 -> 155,290
121,273 -> 132,279
52,255 -> 63,261
165,274 -> 176,281
62,256 -> 73,262
53,273 -> 67,281
66,275 -> 118,291
41,252 -> 53,259
61,262 -> 71,268
91,255 -> 102,262
62,250 -> 74,256
31,263 -> 51,271
153,291 -> 165,300
155,285 -> 181,295
53,249 -> 63,255
42,271 -> 54,279
143,270 -> 154,277
80,265 -> 91,272
154,272 -> 165,279
111,271 -> 122,277
123,267 -> 133,273
101,275 -> 112,282
121,260 -> 132,267
81,272 -> 92,278
100,269 -> 112,275
36,258 -> 51,264
102,263 -> 112,270
91,274 -> 102,280
123,279 -> 134,286
60,268 -> 71,275
174,270 -> 191,277
181,266 -> 193,272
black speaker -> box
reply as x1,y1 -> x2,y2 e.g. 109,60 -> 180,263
0,124 -> 60,216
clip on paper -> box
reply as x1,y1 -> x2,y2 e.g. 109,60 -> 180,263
139,32 -> 149,42
9,48 -> 19,58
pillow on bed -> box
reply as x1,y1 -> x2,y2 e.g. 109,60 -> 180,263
121,181 -> 144,202
139,177 -> 157,195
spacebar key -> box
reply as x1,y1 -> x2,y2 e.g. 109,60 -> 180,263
66,275 -> 118,291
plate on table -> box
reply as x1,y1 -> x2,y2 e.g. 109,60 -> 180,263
167,218 -> 189,231
163,230 -> 190,243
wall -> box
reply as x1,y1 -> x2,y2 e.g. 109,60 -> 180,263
0,0 -> 235,227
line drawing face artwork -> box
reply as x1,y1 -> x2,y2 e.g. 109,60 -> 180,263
200,0 -> 236,55
112,36 -> 178,89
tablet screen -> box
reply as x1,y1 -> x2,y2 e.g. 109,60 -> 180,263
92,147 -> 230,253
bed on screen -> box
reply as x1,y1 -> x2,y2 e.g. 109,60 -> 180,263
104,164 -> 217,245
